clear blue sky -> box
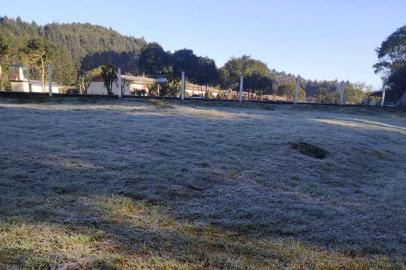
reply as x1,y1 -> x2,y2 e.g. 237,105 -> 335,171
3,0 -> 405,89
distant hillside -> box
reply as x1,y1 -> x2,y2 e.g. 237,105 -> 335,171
0,16 -> 146,73
43,23 -> 146,73
0,16 -> 366,101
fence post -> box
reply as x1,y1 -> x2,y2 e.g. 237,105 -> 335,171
239,75 -> 244,103
117,67 -> 122,98
381,89 -> 386,107
181,72 -> 185,100
339,81 -> 345,106
294,77 -> 299,104
48,64 -> 53,97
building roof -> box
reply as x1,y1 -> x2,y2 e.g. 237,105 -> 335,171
91,74 -> 157,84
186,82 -> 220,93
121,75 -> 155,83
29,80 -> 60,87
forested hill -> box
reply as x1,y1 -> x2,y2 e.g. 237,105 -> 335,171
0,16 -> 371,102
0,16 -> 146,73
41,23 -> 146,69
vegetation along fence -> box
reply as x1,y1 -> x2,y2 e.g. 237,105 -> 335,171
0,65 -> 394,108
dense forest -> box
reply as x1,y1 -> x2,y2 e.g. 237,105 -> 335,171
0,16 -> 376,103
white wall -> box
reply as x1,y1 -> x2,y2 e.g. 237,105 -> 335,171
10,82 -> 30,92
30,84 -> 60,93
87,82 -> 108,95
11,81 -> 60,93
87,81 -> 142,96
186,89 -> 219,98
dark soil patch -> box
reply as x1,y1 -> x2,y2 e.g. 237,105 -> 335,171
290,142 -> 329,159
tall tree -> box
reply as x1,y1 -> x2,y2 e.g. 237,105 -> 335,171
48,44 -> 77,85
276,82 -> 306,101
138,43 -> 173,76
23,38 -> 47,91
219,55 -> 270,89
344,82 -> 370,104
18,38 -> 76,88
172,49 -> 199,79
315,88 -> 338,104
195,57 -> 219,88
77,67 -> 102,94
244,72 -> 274,98
101,64 -> 117,95
172,49 -> 219,86
0,36 -> 9,90
219,56 -> 274,98
0,36 -> 7,56
374,25 -> 406,99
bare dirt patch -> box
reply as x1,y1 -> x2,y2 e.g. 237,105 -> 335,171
290,142 -> 329,159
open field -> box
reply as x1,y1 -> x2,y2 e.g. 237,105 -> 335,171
0,98 -> 405,269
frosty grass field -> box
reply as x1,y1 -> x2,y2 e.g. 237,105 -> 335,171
0,97 -> 405,269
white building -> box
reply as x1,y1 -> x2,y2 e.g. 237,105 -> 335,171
9,64 -> 61,93
87,75 -> 158,96
11,80 -> 61,93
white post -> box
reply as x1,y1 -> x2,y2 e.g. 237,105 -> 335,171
239,75 -> 244,103
117,67 -> 122,98
181,72 -> 185,100
381,89 -> 386,107
48,64 -> 53,97
294,77 -> 299,104
339,81 -> 345,106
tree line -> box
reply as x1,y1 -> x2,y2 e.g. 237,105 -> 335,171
137,46 -> 370,103
2,16 -> 400,104
0,16 -> 145,88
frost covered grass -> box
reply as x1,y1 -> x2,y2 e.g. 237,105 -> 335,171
0,97 -> 405,269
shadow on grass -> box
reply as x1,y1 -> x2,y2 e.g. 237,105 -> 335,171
0,192 -> 392,270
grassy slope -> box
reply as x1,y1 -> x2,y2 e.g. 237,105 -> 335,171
0,98 -> 405,269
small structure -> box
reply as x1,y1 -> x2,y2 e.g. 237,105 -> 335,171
182,81 -> 220,98
87,74 -> 158,96
370,89 -> 406,107
9,64 -> 60,93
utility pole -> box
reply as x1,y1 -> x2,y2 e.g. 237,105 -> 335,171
48,64 -> 53,97
339,81 -> 345,106
181,72 -> 185,100
381,89 -> 386,107
294,77 -> 299,104
117,67 -> 122,98
239,75 -> 244,103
